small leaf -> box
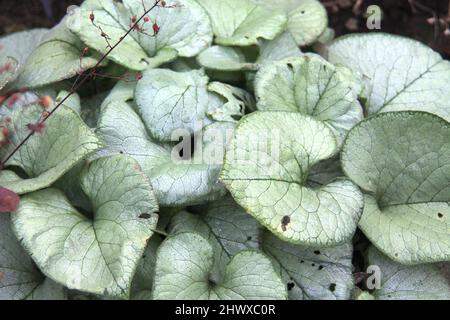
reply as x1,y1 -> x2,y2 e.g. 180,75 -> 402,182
0,187 -> 20,213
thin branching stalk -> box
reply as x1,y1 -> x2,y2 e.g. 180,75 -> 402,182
0,0 -> 162,168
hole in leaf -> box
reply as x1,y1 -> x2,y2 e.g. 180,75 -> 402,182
318,265 -> 324,270
329,283 -> 336,292
287,282 -> 295,291
311,263 -> 316,267
139,213 -> 152,219
247,236 -> 252,241
438,212 -> 443,218
314,250 -> 321,255
300,260 -> 304,263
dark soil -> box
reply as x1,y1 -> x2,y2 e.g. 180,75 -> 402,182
0,0 -> 449,58
322,0 -> 450,58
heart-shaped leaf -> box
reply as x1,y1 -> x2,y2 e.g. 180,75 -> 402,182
328,33 -> 450,121
255,55 -> 363,143
0,93 -> 103,195
195,0 -> 286,46
68,0 -> 212,70
363,246 -> 450,300
152,232 -> 287,299
11,155 -> 159,298
0,214 -> 66,300
168,196 -> 354,300
221,111 -> 363,246
341,112 -> 450,264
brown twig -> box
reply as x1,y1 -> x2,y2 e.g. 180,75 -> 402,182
0,0 -> 162,168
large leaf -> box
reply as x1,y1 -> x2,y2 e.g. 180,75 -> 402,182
255,55 -> 363,142
254,0 -> 328,46
221,111 -> 363,246
365,246 -> 450,300
263,232 -> 354,300
328,33 -> 450,121
11,18 -> 100,90
152,232 -> 287,299
0,94 -> 103,195
195,0 -> 286,46
0,29 -> 48,90
0,215 -> 66,300
11,155 -> 159,298
341,112 -> 450,264
68,0 -> 212,70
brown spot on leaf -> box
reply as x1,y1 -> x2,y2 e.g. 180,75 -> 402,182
281,215 -> 290,232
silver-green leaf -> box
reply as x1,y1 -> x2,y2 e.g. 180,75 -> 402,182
342,112 -> 450,264
221,111 -> 363,246
12,155 -> 159,298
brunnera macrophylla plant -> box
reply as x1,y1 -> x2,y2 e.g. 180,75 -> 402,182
0,0 -> 449,301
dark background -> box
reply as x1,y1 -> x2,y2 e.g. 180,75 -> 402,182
0,0 -> 449,57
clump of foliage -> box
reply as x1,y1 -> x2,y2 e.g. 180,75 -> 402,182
0,0 -> 449,300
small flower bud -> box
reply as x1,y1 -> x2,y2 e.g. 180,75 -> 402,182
39,96 -> 53,109
89,12 -> 95,23
144,16 -> 150,23
153,22 -> 160,35
26,122 -> 46,134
